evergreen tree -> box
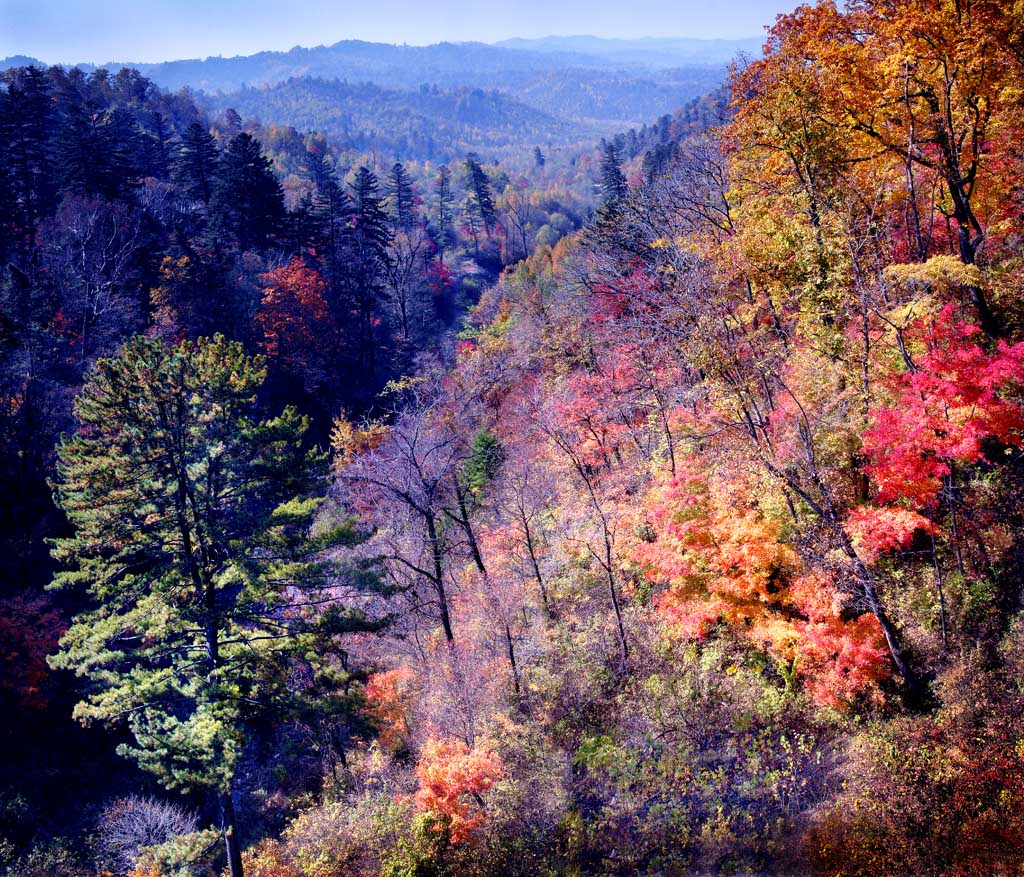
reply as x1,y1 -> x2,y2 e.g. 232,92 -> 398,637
463,153 -> 496,236
533,146 -> 546,167
351,165 -> 391,251
54,95 -> 104,197
223,107 -> 243,136
55,98 -> 142,200
209,132 -> 284,251
142,110 -> 172,179
49,335 -> 384,877
599,140 -> 628,203
103,106 -> 145,192
176,122 -> 219,204
348,166 -> 392,384
433,164 -> 456,264
387,161 -> 416,230
0,66 -> 55,247
307,149 -> 355,293
285,191 -> 318,255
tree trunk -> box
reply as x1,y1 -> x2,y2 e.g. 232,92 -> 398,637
505,623 -> 521,698
837,531 -> 922,700
425,510 -> 455,643
523,525 -> 551,618
454,479 -> 487,576
221,790 -> 244,877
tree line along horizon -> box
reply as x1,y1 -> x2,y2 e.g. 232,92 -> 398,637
4,0 -> 1024,875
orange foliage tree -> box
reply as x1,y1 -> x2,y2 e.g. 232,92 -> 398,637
412,737 -> 503,844
635,463 -> 889,707
257,258 -> 335,390
363,667 -> 414,751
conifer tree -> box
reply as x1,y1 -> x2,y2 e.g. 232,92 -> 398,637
433,164 -> 456,264
599,140 -> 628,203
176,122 -> 219,204
49,335 -> 383,877
307,149 -> 355,293
387,160 -> 416,230
463,152 -> 496,236
348,166 -> 392,382
209,132 -> 284,251
0,66 -> 55,245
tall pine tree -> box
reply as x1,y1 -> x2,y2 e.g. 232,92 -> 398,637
209,132 -> 284,252
49,335 -> 385,877
463,152 -> 496,237
176,122 -> 219,204
386,161 -> 416,230
599,140 -> 628,203
348,166 -> 392,385
432,164 -> 456,265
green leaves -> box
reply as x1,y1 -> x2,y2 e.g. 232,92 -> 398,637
49,333 -> 386,797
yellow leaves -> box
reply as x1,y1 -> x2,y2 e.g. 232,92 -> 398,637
330,416 -> 388,469
884,256 -> 984,294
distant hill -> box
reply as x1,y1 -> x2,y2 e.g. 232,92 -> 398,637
3,38 -> 747,119
199,78 -> 595,160
1,35 -> 760,94
92,41 -> 618,94
495,35 -> 762,67
0,55 -> 45,69
514,66 -> 725,124
1,36 -> 747,162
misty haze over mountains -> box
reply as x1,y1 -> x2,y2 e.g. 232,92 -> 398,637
2,34 -> 759,85
1,35 -> 753,156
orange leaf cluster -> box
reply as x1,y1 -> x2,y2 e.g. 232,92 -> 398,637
635,465 -> 888,706
844,506 -> 938,563
412,737 -> 503,844
363,667 -> 413,750
257,258 -> 334,378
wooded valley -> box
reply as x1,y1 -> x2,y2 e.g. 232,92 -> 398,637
2,2 -> 1024,875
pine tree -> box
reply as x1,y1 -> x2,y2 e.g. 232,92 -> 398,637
307,149 -> 354,293
209,132 -> 284,251
176,122 -> 219,204
387,161 -> 416,230
433,164 -> 456,264
53,95 -> 99,196
143,110 -> 172,179
463,153 -> 496,236
0,66 -> 55,247
55,99 -> 142,200
599,141 -> 628,203
348,166 -> 392,383
533,146 -> 545,168
49,335 -> 384,877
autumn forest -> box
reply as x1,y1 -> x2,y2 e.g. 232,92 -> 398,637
2,1 -> 1024,875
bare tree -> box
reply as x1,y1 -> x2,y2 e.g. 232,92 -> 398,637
96,795 -> 199,876
40,194 -> 143,365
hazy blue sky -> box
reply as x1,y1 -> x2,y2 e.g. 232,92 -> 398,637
0,0 -> 797,64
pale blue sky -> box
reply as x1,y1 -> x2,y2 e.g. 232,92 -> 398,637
0,0 -> 797,64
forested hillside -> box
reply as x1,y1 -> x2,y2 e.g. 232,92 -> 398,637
4,1 -> 1024,875
199,80 -> 588,160
2,39 -> 733,156
2,37 -> 749,94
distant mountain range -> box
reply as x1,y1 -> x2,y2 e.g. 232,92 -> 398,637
200,79 -> 592,159
495,35 -> 762,67
1,35 -> 759,93
2,36 -> 756,158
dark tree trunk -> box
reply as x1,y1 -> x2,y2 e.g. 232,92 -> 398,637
425,510 -> 455,643
221,790 -> 244,877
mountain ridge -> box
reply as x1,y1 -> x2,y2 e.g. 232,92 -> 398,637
0,34 -> 761,73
